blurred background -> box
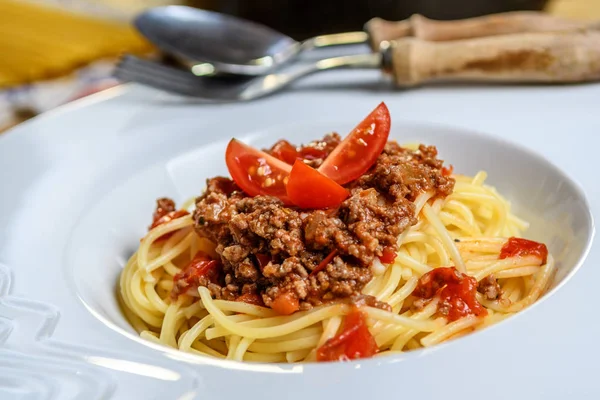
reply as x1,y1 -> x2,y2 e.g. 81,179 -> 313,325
0,0 -> 598,132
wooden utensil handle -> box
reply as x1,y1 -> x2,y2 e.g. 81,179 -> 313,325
366,11 -> 594,49
388,30 -> 600,86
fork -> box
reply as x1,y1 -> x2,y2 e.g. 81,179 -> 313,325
113,54 -> 381,101
115,29 -> 600,101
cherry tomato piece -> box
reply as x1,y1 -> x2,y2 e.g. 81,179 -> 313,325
236,293 -> 265,307
318,102 -> 391,185
297,134 -> 341,161
317,308 -> 378,362
412,267 -> 486,321
171,252 -> 221,298
499,237 -> 548,264
225,139 -> 292,204
380,246 -> 397,264
268,140 -> 299,165
270,292 -> 300,315
286,160 -> 349,209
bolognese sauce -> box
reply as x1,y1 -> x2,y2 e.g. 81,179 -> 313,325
190,140 -> 454,312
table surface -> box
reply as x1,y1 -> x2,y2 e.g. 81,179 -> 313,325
1,0 -> 599,134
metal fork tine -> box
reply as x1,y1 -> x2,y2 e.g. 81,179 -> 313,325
114,52 -> 380,101
115,55 -> 235,99
114,55 -> 206,97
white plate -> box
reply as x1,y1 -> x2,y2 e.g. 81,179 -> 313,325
1,75 -> 600,400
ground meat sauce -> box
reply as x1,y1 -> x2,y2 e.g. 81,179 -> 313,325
149,198 -> 190,241
477,274 -> 502,300
266,133 -> 342,168
192,138 -> 455,311
153,198 -> 176,224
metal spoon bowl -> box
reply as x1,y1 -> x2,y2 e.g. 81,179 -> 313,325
135,6 -> 368,76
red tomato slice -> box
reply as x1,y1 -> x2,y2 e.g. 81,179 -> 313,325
225,139 -> 292,204
286,160 -> 349,209
270,292 -> 300,315
318,102 -> 391,185
317,308 -> 378,362
499,237 -> 548,264
236,293 -> 265,307
379,246 -> 397,264
171,252 -> 221,298
268,140 -> 299,165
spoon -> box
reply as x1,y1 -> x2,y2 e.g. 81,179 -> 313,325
116,30 -> 600,101
134,6 -> 368,76
135,7 -> 597,77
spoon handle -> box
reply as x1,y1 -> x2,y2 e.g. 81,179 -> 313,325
387,30 -> 600,86
366,11 -> 596,49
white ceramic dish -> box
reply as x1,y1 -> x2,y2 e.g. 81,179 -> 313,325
1,75 -> 599,399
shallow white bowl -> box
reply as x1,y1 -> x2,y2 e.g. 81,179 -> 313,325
68,120 -> 593,368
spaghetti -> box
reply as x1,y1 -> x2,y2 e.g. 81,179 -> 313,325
119,170 -> 554,363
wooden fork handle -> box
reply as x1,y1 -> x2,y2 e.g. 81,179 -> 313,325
387,30 -> 600,86
366,11 -> 596,49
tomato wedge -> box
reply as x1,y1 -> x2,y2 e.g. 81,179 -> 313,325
317,308 -> 378,362
286,160 -> 349,209
268,140 -> 298,165
171,252 -> 221,298
225,139 -> 292,204
236,293 -> 265,307
318,102 -> 391,185
379,246 -> 397,264
270,292 -> 300,315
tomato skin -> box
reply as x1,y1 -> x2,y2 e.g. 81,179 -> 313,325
318,102 -> 391,185
151,198 -> 176,228
254,253 -> 272,271
149,209 -> 190,241
270,292 -> 300,315
286,160 -> 349,209
225,139 -> 292,204
412,267 -> 486,321
268,134 -> 342,165
150,210 -> 190,230
297,134 -> 341,161
237,293 -> 265,307
441,165 -> 454,177
317,308 -> 378,362
380,246 -> 397,264
310,250 -> 338,276
500,237 -> 548,264
268,140 -> 298,164
171,252 -> 221,298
